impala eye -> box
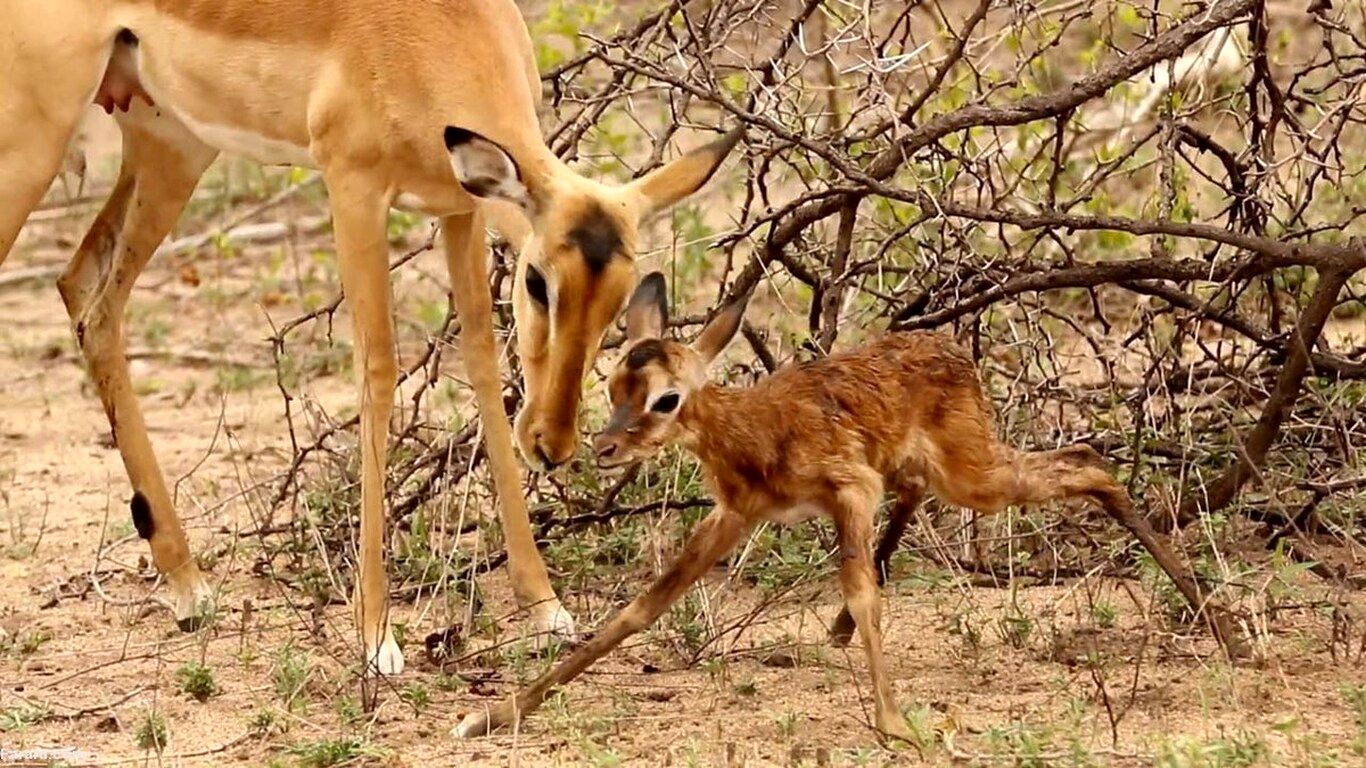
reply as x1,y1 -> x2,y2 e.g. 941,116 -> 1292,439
525,265 -> 549,306
651,392 -> 681,414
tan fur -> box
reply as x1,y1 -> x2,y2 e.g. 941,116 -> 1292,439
456,282 -> 1139,741
0,1 -> 738,673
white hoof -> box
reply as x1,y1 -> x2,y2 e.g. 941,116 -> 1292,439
172,572 -> 216,632
365,632 -> 405,677
531,600 -> 577,640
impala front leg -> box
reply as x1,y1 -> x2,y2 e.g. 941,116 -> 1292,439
455,507 -> 753,738
442,210 -> 575,640
330,172 -> 402,676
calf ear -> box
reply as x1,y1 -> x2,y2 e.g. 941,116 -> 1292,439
624,272 -> 668,342
628,127 -> 743,217
693,293 -> 749,364
444,126 -> 535,212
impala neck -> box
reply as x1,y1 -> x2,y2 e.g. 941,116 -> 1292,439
675,384 -> 752,471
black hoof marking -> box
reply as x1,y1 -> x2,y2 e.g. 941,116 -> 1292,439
130,491 -> 155,540
177,615 -> 207,633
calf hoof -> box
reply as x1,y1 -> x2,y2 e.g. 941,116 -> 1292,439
828,609 -> 856,647
177,615 -> 209,633
453,711 -> 492,739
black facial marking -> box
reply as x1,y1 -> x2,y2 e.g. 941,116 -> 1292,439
130,491 -> 155,540
444,126 -> 475,149
568,204 -> 624,274
625,339 -> 668,370
651,392 -> 681,413
525,265 -> 549,306
116,29 -> 138,46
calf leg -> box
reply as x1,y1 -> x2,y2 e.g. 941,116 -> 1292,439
454,507 -> 753,738
832,486 -> 913,742
831,479 -> 925,647
941,443 -> 1247,657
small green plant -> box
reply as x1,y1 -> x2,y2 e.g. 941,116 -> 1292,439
947,609 -> 983,655
249,707 -> 283,737
1155,730 -> 1270,767
700,657 -> 728,688
176,660 -> 219,702
1342,683 -> 1366,756
998,611 -> 1033,649
902,704 -> 940,753
774,710 -> 801,738
273,643 -> 312,712
215,366 -> 260,393
732,679 -> 758,697
287,737 -> 389,768
980,721 -> 1058,768
435,673 -> 463,692
667,591 -> 709,656
335,695 -> 363,726
136,711 -> 169,753
400,682 -> 430,712
9,629 -> 51,657
1091,600 -> 1117,628
0,704 -> 50,732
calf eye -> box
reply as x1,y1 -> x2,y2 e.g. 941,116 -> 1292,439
525,265 -> 549,306
651,392 -> 681,413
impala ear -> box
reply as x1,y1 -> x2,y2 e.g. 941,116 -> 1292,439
624,272 -> 668,342
444,126 -> 535,212
693,293 -> 749,364
628,127 -> 743,217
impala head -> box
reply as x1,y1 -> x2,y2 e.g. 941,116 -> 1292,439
445,126 -> 742,470
593,272 -> 749,469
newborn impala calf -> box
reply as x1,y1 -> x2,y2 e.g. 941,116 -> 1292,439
457,273 -> 1142,741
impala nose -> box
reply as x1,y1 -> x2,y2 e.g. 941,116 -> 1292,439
533,444 -> 564,471
529,429 -> 574,471
592,434 -> 621,465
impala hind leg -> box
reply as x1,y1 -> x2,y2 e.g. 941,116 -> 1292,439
831,478 -> 925,647
455,507 -> 752,738
442,210 -> 576,640
327,171 -> 403,676
832,486 -> 914,743
59,108 -> 219,630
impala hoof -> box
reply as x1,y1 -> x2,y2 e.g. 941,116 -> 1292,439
172,572 -> 215,632
365,633 -> 405,677
531,600 -> 577,641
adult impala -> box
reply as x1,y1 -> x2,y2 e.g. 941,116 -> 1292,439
0,0 -> 740,676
